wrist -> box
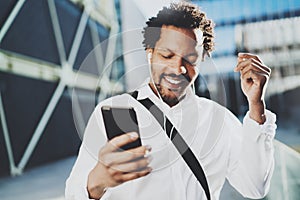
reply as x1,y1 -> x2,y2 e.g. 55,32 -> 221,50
87,166 -> 107,199
248,99 -> 264,106
248,100 -> 266,124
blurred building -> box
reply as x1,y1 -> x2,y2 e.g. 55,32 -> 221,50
0,0 -> 121,177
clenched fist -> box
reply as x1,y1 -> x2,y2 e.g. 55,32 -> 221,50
234,53 -> 271,124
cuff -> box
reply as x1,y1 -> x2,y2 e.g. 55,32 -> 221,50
243,110 -> 277,142
65,185 -> 96,200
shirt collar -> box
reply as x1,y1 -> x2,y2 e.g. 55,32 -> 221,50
136,78 -> 156,100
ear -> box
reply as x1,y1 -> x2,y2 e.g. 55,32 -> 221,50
146,48 -> 153,64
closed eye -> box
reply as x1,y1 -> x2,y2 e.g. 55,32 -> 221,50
161,54 -> 173,59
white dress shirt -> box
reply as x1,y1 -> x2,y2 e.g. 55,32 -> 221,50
65,82 -> 276,200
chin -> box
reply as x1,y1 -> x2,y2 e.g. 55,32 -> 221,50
159,86 -> 186,106
162,96 -> 180,107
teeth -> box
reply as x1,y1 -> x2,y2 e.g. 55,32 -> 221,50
165,77 -> 180,84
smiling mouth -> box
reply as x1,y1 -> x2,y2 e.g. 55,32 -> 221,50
161,75 -> 185,91
164,76 -> 181,84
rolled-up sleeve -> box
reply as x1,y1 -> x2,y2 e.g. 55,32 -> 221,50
226,110 -> 277,199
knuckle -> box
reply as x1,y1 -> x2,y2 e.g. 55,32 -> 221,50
108,167 -> 117,176
98,150 -> 105,161
139,146 -> 147,154
115,174 -> 124,183
101,155 -> 111,166
108,139 -> 116,147
99,145 -> 108,155
143,146 -> 149,154
132,146 -> 146,156
117,176 -> 125,183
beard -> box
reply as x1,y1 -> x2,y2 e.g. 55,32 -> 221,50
156,84 -> 182,107
155,74 -> 191,106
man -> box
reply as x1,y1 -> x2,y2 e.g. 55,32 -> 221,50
66,2 -> 276,200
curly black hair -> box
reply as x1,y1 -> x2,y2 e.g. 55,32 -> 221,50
142,2 -> 214,60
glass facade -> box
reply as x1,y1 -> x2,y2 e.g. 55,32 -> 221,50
192,1 -> 300,199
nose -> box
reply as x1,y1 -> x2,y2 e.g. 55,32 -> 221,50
170,56 -> 185,75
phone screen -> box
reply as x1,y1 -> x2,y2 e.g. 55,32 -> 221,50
101,106 -> 142,151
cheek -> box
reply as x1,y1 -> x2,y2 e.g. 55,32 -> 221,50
151,63 -> 166,78
187,67 -> 198,81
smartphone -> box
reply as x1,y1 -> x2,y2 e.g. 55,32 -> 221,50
101,106 -> 142,151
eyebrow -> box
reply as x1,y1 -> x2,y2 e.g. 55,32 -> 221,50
157,48 -> 198,57
157,48 -> 172,53
185,52 -> 199,58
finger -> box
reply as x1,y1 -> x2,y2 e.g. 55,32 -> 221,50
101,145 -> 151,166
240,61 -> 270,77
241,69 -> 268,86
115,167 -> 152,183
105,132 -> 140,152
240,58 -> 271,74
238,52 -> 263,63
250,58 -> 271,73
235,58 -> 271,76
112,156 -> 152,173
234,58 -> 252,72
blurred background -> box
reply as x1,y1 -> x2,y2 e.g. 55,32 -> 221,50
0,0 -> 299,199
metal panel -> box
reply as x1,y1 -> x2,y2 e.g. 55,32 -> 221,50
0,0 -> 116,176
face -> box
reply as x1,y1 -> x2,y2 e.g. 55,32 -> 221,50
148,25 -> 200,106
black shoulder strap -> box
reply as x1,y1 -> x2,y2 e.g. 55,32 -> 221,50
130,91 -> 211,200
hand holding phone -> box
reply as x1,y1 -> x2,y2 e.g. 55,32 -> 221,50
101,106 -> 142,151
87,107 -> 151,199
87,132 -> 152,199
